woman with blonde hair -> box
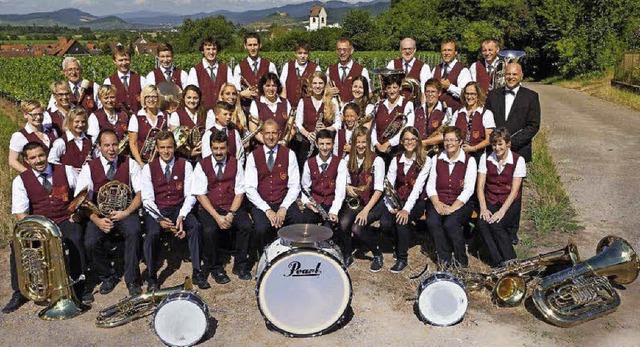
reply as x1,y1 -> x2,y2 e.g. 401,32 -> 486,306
45,80 -> 73,135
217,82 -> 247,134
9,100 -> 57,172
128,85 -> 168,166
48,107 -> 93,171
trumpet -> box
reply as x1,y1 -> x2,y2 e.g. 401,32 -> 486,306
301,188 -> 331,221
281,107 -> 297,144
118,133 -> 130,155
355,112 -> 374,129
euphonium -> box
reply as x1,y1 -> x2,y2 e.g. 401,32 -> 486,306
96,276 -> 193,328
380,113 -> 408,144
13,216 -> 85,320
139,117 -> 165,163
491,50 -> 526,90
401,77 -> 421,104
533,236 -> 639,327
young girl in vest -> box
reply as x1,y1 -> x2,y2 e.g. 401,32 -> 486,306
334,102 -> 359,158
349,75 -> 374,127
169,84 -> 207,160
339,126 -> 387,272
248,72 -> 292,145
451,81 -> 496,162
88,85 -> 129,146
45,80 -> 72,135
48,107 -> 93,171
476,128 -> 526,266
9,100 -> 57,173
129,85 -> 167,166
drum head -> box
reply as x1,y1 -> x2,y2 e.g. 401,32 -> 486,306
154,292 -> 208,347
418,277 -> 468,326
257,248 -> 352,337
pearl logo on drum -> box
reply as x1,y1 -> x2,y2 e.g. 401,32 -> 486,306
284,261 -> 322,277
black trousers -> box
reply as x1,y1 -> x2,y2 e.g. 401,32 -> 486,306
198,207 -> 252,272
425,200 -> 473,266
250,203 -> 298,259
84,214 -> 141,287
338,201 -> 386,257
379,199 -> 426,262
144,207 -> 201,280
476,200 -> 521,266
10,220 -> 85,295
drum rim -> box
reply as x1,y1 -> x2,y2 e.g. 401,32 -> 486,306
416,277 -> 468,327
255,247 -> 353,337
153,290 -> 209,346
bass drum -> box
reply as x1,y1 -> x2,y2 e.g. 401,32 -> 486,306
416,272 -> 468,326
153,291 -> 209,347
256,238 -> 352,337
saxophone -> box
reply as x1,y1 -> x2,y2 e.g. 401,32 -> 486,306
383,177 -> 402,211
13,216 -> 86,320
96,277 -> 193,328
301,188 -> 331,221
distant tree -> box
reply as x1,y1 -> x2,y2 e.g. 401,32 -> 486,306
174,16 -> 237,54
341,9 -> 383,50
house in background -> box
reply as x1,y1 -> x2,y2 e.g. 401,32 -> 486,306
308,5 -> 327,31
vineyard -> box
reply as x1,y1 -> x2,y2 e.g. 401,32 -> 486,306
0,51 -> 443,104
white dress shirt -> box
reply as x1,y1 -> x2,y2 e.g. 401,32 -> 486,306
146,66 -> 189,89
87,108 -> 120,143
103,71 -> 147,89
295,98 -> 342,131
201,122 -> 244,163
478,149 -> 526,177
431,59 -> 472,99
325,60 -> 373,93
245,145 -> 300,212
141,157 -> 196,218
47,80 -> 102,111
187,58 -> 235,89
385,154 -> 432,212
12,164 -> 78,215
371,96 -> 415,147
504,85 -> 521,121
386,57 -> 433,90
169,108 -> 201,128
232,57 -> 278,89
426,150 -> 477,204
249,96 -> 292,121
127,109 -> 167,133
191,156 -> 245,196
469,59 -> 500,83
344,155 -> 385,192
279,61 -> 322,86
75,156 -> 141,198
10,123 -> 54,152
300,155 -> 348,216
48,130 -> 89,165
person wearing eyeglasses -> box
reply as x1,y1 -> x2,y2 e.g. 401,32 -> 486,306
386,38 -> 432,92
128,85 -> 168,167
413,78 -> 449,152
326,37 -> 373,102
47,57 -> 101,114
44,80 -> 73,135
9,100 -> 58,173
450,81 -> 496,163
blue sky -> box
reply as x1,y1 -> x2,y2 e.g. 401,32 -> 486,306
0,0 -> 375,16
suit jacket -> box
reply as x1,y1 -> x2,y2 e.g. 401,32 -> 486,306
485,85 -> 540,162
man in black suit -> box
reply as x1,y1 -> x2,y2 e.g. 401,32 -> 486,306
485,62 -> 540,244
485,62 -> 540,162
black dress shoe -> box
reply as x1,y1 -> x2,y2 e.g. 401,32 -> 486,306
193,270 -> 211,289
81,290 -> 95,305
370,255 -> 384,273
147,279 -> 159,293
2,292 -> 28,314
127,283 -> 142,296
232,267 -> 252,281
99,276 -> 119,295
211,270 -> 231,284
390,259 -> 408,273
343,255 -> 354,268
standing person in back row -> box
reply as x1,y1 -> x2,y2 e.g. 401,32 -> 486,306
326,37 -> 373,103
386,37 -> 432,91
187,37 -> 234,111
235,33 -> 278,113
432,39 -> 471,112
47,57 -> 101,114
103,46 -> 146,115
470,38 -> 502,95
280,40 -> 321,108
146,43 -> 188,89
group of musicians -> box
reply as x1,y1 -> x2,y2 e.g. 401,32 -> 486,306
3,34 -> 540,314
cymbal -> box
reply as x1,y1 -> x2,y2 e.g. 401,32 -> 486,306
370,68 -> 405,76
278,224 -> 333,243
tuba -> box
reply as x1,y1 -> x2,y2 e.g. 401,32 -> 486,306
533,236 -> 639,327
13,216 -> 85,320
491,50 -> 526,90
96,276 -> 193,328
401,77 -> 421,104
380,113 -> 408,144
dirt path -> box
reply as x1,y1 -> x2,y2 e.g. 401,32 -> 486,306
1,84 -> 639,346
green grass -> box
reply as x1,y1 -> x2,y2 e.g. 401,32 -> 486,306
524,128 -> 581,235
0,109 -> 20,246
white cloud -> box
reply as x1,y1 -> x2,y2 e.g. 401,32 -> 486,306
133,0 -> 148,4
71,0 -> 94,4
170,0 -> 191,4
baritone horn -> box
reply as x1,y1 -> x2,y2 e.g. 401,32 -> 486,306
533,236 -> 639,327
491,50 -> 526,90
13,216 -> 86,320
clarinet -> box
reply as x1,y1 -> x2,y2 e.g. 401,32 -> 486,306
301,188 -> 331,221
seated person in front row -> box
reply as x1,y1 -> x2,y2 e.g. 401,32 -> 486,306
476,128 -> 526,267
76,129 -> 144,296
244,119 -> 300,259
140,131 -> 210,291
4,142 -> 86,313
425,126 -> 477,268
380,127 -> 432,273
295,129 -> 348,227
339,126 -> 387,271
192,131 -> 253,283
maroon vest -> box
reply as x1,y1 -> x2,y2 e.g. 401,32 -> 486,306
414,106 -> 428,139
194,62 -> 229,110
176,109 -> 205,128
150,157 -> 186,211
209,127 -> 237,158
93,108 -> 129,140
134,113 -> 167,149
109,72 -> 143,114
435,153 -> 469,205
336,129 -> 348,158
19,128 -> 56,151
60,133 -> 92,169
256,100 -> 289,131
88,156 -> 131,199
69,82 -> 97,113
254,146 -> 290,205
302,97 -> 331,132
474,60 -> 491,95
239,58 -> 271,88
454,109 -> 487,146
201,155 -> 237,211
374,98 -> 408,141
485,152 -> 522,205
153,67 -> 184,87
433,61 -> 464,111
47,110 -> 65,136
308,155 -> 340,205
21,165 -> 72,224
328,62 -> 364,103
349,155 -> 376,205
285,61 -> 319,107
395,154 -> 421,201
393,58 -> 424,81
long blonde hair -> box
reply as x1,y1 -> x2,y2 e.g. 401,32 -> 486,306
304,71 -> 335,124
218,82 -> 247,132
347,126 -> 374,173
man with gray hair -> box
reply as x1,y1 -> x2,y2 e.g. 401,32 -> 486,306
47,57 -> 101,113
386,37 -> 432,91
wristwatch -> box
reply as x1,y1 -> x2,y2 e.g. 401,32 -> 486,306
229,210 -> 237,217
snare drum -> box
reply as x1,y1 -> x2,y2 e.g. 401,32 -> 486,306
153,291 -> 209,347
416,272 -> 468,326
256,238 -> 352,337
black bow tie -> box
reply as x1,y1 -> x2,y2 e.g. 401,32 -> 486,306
504,89 -> 515,95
